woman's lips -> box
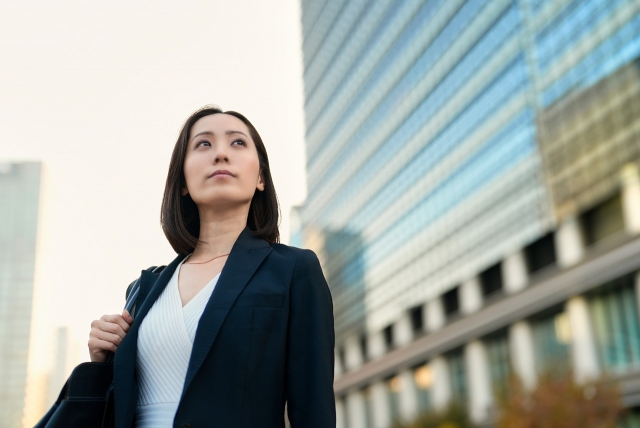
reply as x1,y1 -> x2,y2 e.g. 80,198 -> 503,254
208,170 -> 235,178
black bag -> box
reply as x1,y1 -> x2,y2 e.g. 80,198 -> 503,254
34,265 -> 165,428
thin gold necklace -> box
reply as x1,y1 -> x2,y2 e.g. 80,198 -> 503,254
184,253 -> 230,265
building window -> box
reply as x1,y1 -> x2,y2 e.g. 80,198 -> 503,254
443,287 -> 459,321
530,306 -> 571,374
413,363 -> 432,413
386,375 -> 402,424
480,263 -> 503,298
410,305 -> 424,335
582,194 -> 625,246
383,324 -> 394,351
589,274 -> 640,371
524,232 -> 557,274
339,395 -> 349,428
484,329 -> 511,394
446,348 -> 467,402
338,345 -> 347,372
360,333 -> 368,363
361,386 -> 374,428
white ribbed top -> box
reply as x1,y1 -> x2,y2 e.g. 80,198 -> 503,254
135,256 -> 221,428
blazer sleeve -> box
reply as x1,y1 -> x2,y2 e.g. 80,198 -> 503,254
286,249 -> 336,427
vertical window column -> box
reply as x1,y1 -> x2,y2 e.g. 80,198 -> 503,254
397,369 -> 418,422
336,397 -> 347,428
344,334 -> 364,371
465,340 -> 493,424
566,296 -> 600,382
370,381 -> 391,428
394,312 -> 413,347
460,276 -> 482,315
367,330 -> 386,360
386,375 -> 402,425
621,163 -> 640,234
430,356 -> 451,410
509,320 -> 537,389
346,390 -> 367,428
413,363 -> 433,414
447,348 -> 468,404
636,272 -> 640,337
502,250 -> 528,293
530,309 -> 571,376
426,296 -> 446,333
589,275 -> 640,372
554,215 -> 585,268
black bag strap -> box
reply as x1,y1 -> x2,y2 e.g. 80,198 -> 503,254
104,265 -> 166,364
125,265 -> 166,301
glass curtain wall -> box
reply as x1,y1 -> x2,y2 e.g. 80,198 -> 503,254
447,348 -> 467,403
589,275 -> 640,372
485,330 -> 512,394
413,363 -> 432,413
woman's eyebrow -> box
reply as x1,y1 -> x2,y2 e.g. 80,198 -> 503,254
191,130 -> 248,142
226,130 -> 248,138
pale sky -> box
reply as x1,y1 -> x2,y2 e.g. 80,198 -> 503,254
0,0 -> 308,405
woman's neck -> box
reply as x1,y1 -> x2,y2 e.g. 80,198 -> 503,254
192,211 -> 247,258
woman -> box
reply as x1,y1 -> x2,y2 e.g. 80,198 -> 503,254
88,106 -> 336,428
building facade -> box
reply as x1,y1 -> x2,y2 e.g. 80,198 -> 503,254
0,162 -> 42,428
296,0 -> 640,426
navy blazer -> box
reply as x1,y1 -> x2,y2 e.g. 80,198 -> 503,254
113,226 -> 336,428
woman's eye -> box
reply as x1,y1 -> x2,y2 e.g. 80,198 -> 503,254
196,141 -> 210,147
232,139 -> 246,146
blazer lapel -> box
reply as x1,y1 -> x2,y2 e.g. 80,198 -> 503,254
113,252 -> 186,428
181,226 -> 272,396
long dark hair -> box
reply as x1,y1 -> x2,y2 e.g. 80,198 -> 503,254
161,105 -> 280,254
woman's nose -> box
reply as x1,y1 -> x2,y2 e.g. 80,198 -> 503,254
214,154 -> 228,163
213,146 -> 229,163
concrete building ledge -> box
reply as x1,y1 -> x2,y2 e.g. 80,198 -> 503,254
334,233 -> 640,394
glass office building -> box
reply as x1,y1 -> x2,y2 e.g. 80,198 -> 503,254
0,162 -> 42,428
296,0 -> 640,426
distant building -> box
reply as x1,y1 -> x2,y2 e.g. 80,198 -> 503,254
296,1 -> 640,426
46,326 -> 78,409
0,162 -> 42,428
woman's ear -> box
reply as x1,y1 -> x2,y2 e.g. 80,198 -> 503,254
257,172 -> 265,192
181,187 -> 189,196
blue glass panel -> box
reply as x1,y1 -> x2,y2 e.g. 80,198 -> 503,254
535,0 -> 626,72
307,0 -> 481,172
305,0 -> 431,140
541,12 -> 640,106
312,5 -> 522,217
365,108 -> 536,266
528,0 -> 549,15
323,50 -> 527,228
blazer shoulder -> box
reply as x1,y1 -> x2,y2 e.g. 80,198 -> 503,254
268,242 -> 320,262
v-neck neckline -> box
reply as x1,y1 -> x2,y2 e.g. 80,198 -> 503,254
176,257 -> 221,310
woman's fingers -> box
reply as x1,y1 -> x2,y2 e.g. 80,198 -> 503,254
88,336 -> 118,353
122,309 -> 134,325
99,314 -> 131,333
91,325 -> 125,345
88,313 -> 134,362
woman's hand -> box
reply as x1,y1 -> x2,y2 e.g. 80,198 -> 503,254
88,310 -> 134,362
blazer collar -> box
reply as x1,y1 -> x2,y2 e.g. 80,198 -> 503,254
114,225 -> 272,427
182,226 -> 271,395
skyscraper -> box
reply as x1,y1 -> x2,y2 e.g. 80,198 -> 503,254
0,162 -> 42,428
297,1 -> 640,426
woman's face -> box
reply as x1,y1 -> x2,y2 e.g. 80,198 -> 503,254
182,113 -> 264,210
